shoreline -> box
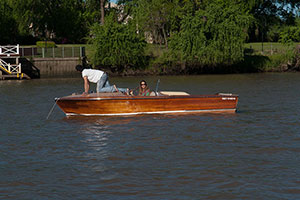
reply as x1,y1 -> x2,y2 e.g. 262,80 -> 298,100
1,67 -> 299,81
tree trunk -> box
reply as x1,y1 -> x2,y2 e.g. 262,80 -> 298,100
100,0 -> 105,25
162,25 -> 168,49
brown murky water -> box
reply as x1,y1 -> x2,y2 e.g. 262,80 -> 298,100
1,73 -> 300,199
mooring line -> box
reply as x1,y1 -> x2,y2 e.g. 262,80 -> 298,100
46,98 -> 60,120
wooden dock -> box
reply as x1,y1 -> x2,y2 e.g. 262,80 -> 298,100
0,45 -> 31,80
0,73 -> 30,80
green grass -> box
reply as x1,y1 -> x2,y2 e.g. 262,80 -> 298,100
244,42 -> 300,55
241,42 -> 299,72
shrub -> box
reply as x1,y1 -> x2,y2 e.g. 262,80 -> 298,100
89,13 -> 147,71
279,26 -> 300,44
36,41 -> 56,48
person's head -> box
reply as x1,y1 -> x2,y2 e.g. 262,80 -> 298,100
75,65 -> 84,72
140,80 -> 147,89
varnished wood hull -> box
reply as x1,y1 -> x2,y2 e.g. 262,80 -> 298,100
56,93 -> 238,116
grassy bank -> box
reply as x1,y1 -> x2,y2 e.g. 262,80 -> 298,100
243,42 -> 300,72
143,42 -> 300,74
244,42 -> 294,55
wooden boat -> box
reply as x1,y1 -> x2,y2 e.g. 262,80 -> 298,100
55,91 -> 238,116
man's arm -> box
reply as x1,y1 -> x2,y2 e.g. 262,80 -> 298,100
83,76 -> 89,95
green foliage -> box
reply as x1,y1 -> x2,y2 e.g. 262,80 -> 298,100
83,0 -> 102,25
169,1 -> 253,66
0,0 -> 18,44
133,0 -> 174,47
279,26 -> 300,44
6,0 -> 33,35
49,0 -> 88,43
260,49 -> 296,71
6,0 -> 89,43
36,41 -> 56,48
242,42 -> 298,71
246,0 -> 300,42
89,13 -> 147,70
267,24 -> 282,42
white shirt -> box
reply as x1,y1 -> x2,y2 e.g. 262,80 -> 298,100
82,69 -> 104,83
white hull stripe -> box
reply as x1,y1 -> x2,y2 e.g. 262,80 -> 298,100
65,108 -> 236,116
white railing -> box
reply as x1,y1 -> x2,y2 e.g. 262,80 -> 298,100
9,64 -> 22,73
0,45 -> 20,57
0,58 -> 21,74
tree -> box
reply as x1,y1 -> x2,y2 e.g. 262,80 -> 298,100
7,0 -> 88,43
133,0 -> 174,48
100,0 -> 105,24
0,0 -> 18,44
89,13 -> 146,71
247,0 -> 300,42
279,17 -> 300,43
169,1 -> 253,66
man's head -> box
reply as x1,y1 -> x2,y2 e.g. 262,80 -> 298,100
75,65 -> 84,72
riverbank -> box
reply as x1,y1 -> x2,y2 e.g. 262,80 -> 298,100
96,42 -> 300,76
108,55 -> 300,76
19,43 -> 300,77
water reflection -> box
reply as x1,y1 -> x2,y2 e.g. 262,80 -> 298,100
63,115 -> 139,126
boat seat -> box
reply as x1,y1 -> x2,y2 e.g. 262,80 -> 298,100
150,91 -> 156,96
160,91 -> 190,96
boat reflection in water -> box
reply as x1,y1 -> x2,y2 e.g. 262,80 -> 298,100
56,91 -> 239,116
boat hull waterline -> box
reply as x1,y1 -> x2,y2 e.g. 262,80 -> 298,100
56,92 -> 239,116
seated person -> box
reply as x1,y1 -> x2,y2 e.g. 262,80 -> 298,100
138,80 -> 151,96
130,80 -> 151,96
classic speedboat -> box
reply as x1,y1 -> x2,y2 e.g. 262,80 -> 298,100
55,91 -> 238,116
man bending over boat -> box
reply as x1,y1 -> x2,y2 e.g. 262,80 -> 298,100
75,65 -> 128,95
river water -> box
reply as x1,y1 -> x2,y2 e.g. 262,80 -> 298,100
1,73 -> 300,199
